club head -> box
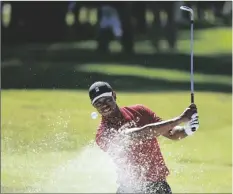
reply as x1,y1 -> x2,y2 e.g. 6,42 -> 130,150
180,6 -> 194,21
180,6 -> 192,12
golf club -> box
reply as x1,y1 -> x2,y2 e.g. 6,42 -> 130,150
180,6 -> 194,104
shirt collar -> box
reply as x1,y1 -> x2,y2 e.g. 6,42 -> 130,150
120,107 -> 131,121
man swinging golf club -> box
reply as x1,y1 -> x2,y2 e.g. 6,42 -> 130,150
89,81 -> 199,194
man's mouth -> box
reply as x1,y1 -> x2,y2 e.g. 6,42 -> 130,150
103,107 -> 111,113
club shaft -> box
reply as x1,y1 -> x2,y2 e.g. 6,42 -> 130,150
180,6 -> 195,103
190,20 -> 194,103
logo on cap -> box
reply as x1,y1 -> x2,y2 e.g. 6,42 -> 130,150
95,87 -> 99,92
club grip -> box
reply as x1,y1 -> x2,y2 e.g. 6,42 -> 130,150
191,93 -> 194,103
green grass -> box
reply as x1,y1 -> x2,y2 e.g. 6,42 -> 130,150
1,89 -> 232,193
179,28 -> 232,55
77,63 -> 232,85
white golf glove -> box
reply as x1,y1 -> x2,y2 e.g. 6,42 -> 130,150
184,113 -> 199,136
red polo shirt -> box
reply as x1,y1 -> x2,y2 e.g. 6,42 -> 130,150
96,104 -> 169,186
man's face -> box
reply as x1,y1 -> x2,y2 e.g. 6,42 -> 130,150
93,96 -> 117,117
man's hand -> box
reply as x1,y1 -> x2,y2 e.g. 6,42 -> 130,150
184,112 -> 199,135
180,104 -> 198,123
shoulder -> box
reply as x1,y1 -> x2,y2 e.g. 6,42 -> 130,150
124,104 -> 162,122
123,104 -> 144,110
122,104 -> 157,118
124,104 -> 153,113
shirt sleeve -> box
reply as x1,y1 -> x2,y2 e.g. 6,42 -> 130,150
137,104 -> 162,123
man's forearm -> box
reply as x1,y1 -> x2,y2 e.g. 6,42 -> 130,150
124,116 -> 183,139
167,126 -> 188,140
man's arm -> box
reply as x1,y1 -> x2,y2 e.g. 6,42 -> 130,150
162,126 -> 187,140
122,105 -> 197,140
122,116 -> 184,139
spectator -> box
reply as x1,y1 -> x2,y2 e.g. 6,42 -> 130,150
97,2 -> 134,54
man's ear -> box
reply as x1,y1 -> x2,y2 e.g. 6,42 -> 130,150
112,91 -> 117,101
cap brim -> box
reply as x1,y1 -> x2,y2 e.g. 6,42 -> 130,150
92,92 -> 113,104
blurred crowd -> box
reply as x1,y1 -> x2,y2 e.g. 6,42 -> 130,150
1,1 -> 232,53
85,1 -> 232,53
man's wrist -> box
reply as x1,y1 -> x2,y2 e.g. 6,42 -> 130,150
173,125 -> 184,131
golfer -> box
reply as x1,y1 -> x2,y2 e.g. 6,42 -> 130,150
89,81 -> 199,194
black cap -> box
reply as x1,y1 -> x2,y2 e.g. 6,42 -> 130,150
89,81 -> 113,104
